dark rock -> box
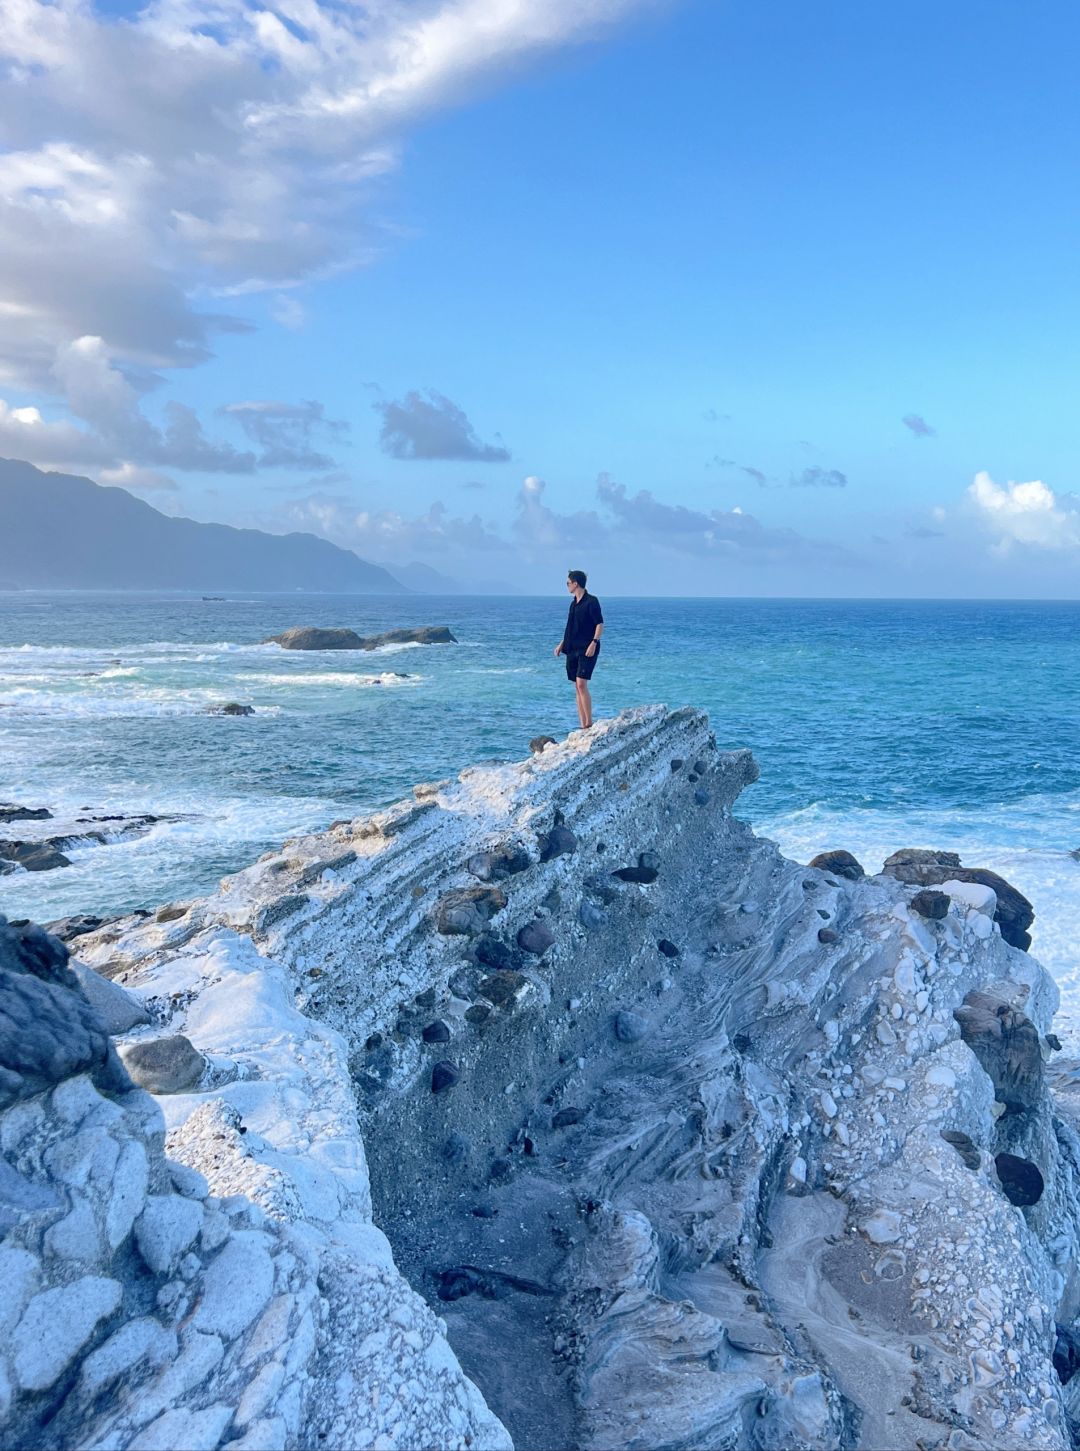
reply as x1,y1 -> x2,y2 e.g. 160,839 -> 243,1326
817,927 -> 839,944
431,1060 -> 460,1093
264,625 -> 457,651
614,1010 -> 648,1043
693,760 -> 708,774
579,900 -> 608,930
552,1107 -> 585,1129
0,840 -> 71,872
471,1203 -> 498,1218
529,736 -> 556,754
883,849 -> 1034,950
954,989 -> 1043,1113
118,1034 -> 206,1093
517,918 -> 556,956
442,1132 -> 469,1164
422,1020 -> 451,1044
155,904 -> 189,924
0,915 -> 130,1107
464,1004 -> 491,1026
436,1265 -> 554,1302
466,845 -> 531,882
817,909 -> 830,920
538,825 -> 578,863
694,789 -> 710,806
612,865 -> 658,885
489,1158 -> 513,1183
1046,1033 -> 1063,1052
670,758 -> 684,772
657,939 -> 680,958
910,889 -> 949,921
206,702 -> 255,716
478,971 -> 531,1010
940,1129 -> 981,1172
0,803 -> 51,823
473,936 -> 520,972
44,914 -> 108,943
638,851 -> 660,871
1054,1325 -> 1080,1385
808,850 -> 865,881
434,886 -> 507,935
415,987 -> 438,1010
994,1152 -> 1044,1206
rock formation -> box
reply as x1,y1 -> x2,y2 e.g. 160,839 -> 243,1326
4,705 -> 1080,1450
263,625 -> 457,651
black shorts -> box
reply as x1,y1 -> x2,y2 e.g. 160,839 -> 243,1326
565,644 -> 599,681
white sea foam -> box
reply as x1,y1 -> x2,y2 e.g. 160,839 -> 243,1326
0,685 -> 275,718
243,671 -> 421,688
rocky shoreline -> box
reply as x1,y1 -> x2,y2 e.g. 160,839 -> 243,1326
2,705 -> 1079,1450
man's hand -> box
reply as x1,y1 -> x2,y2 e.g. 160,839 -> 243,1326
554,643 -> 563,657
585,641 -> 597,658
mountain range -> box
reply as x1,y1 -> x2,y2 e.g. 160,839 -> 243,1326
0,459 -> 466,593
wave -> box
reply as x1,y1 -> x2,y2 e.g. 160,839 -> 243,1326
0,686 -> 278,719
244,671 -> 421,688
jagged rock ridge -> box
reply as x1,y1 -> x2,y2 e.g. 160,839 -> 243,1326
4,706 -> 1080,1450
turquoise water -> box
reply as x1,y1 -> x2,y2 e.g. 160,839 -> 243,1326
3,593 -> 1080,1034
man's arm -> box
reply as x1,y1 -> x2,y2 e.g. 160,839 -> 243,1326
585,618 -> 604,657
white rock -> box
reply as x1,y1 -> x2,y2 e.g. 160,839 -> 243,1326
882,1077 -> 907,1092
105,1139 -> 150,1249
0,1246 -> 40,1339
129,1404 -> 234,1451
861,1209 -> 902,1245
941,879 -> 997,916
926,1065 -> 956,1089
79,1317 -> 178,1396
193,1233 -> 275,1340
970,912 -> 994,940
12,1276 -> 122,1391
876,1021 -> 897,1046
819,1092 -> 837,1119
43,1198 -> 102,1262
135,1193 -> 205,1275
893,957 -> 918,996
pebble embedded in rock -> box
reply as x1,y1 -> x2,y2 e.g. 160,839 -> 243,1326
539,824 -> 578,862
657,939 -> 680,958
612,865 -> 658,885
434,886 -> 507,936
474,936 -> 519,972
464,1003 -> 491,1026
431,1061 -> 460,1093
478,971 -> 530,1010
910,889 -> 950,920
614,1011 -> 648,1043
517,918 -> 555,955
529,736 -> 556,754
694,789 -> 710,806
552,1107 -> 584,1128
670,758 -> 684,772
579,900 -> 608,930
818,927 -> 838,944
117,1035 -> 206,1094
422,1020 -> 451,1044
861,1208 -> 902,1244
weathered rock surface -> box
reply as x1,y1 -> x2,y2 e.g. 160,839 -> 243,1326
0,802 -> 52,823
7,705 -> 1080,1451
264,625 -> 457,651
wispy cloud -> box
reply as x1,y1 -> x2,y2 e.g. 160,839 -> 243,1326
902,413 -> 936,438
222,400 -> 346,471
791,465 -> 847,488
376,389 -> 510,462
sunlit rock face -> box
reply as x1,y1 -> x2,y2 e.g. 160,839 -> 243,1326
7,705 -> 1080,1450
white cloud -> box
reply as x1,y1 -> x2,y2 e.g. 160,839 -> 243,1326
280,490 -> 506,559
98,462 -> 179,493
966,470 -> 1080,552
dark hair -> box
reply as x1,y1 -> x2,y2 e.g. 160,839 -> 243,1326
567,569 -> 587,588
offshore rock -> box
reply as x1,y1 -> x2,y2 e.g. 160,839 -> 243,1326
265,625 -> 457,651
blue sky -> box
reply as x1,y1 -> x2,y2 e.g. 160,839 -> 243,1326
3,0 -> 1080,593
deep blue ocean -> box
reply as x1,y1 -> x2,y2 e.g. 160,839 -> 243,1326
3,593 -> 1080,1036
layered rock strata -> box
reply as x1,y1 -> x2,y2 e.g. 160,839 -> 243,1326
5,705 -> 1080,1450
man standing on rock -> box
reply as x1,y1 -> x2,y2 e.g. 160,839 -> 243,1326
554,569 -> 604,730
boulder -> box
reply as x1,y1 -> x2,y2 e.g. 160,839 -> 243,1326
117,1035 -> 206,1094
0,840 -> 71,872
70,962 -> 150,1035
954,988 -> 1043,1113
206,702 -> 255,716
808,850 -> 864,881
264,625 -> 457,651
882,849 -> 1033,950
910,889 -> 949,921
994,1152 -> 1044,1207
529,736 -> 556,754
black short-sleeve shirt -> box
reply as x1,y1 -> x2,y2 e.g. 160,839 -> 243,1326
563,591 -> 604,651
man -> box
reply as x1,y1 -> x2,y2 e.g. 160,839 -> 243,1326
554,569 -> 604,730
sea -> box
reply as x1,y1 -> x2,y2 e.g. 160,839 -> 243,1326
3,593 -> 1080,1040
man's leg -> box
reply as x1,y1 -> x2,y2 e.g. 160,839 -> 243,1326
576,676 -> 592,730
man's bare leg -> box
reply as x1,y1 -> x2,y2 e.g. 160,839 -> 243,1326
576,677 -> 593,730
